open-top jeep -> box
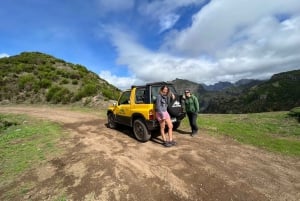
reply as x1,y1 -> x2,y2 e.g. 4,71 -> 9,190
107,82 -> 186,142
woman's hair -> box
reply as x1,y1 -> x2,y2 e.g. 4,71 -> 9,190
160,85 -> 169,93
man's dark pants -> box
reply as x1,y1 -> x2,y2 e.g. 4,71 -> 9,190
187,112 -> 198,134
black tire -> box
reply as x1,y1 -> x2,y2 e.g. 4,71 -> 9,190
173,121 -> 181,130
133,119 -> 151,142
107,113 -> 117,129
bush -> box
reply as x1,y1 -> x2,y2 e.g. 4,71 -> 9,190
60,79 -> 69,85
18,74 -> 37,91
0,115 -> 19,131
39,79 -> 52,88
102,88 -> 119,100
288,107 -> 300,122
46,86 -> 73,104
72,80 -> 78,85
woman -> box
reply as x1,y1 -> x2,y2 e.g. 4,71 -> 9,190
184,89 -> 199,136
155,85 -> 176,147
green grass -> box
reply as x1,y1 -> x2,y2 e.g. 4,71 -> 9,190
0,113 -> 64,185
182,111 -> 300,156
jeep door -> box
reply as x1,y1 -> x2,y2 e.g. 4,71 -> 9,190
115,91 -> 131,126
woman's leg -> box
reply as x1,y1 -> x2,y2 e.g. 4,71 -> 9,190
165,118 -> 173,141
159,120 -> 167,142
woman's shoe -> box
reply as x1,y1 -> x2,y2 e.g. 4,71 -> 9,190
163,141 -> 172,147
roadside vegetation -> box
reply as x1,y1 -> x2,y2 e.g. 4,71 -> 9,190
181,111 -> 300,156
0,113 -> 65,187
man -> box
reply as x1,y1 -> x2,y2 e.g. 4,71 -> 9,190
184,89 -> 199,136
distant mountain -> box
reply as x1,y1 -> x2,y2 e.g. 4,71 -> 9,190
205,69 -> 300,113
234,79 -> 265,90
0,52 -> 120,105
202,81 -> 233,91
171,78 -> 206,95
170,70 -> 299,113
202,79 -> 265,91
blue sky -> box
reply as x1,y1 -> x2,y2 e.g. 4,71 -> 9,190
1,0 -> 300,90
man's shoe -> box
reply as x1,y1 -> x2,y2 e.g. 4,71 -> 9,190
191,130 -> 198,137
169,140 -> 177,146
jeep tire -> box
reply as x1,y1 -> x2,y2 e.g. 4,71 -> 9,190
133,119 -> 151,142
107,113 -> 117,129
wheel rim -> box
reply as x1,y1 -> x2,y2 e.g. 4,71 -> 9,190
134,121 -> 144,139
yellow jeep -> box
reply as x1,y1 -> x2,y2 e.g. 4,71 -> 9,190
107,82 -> 186,142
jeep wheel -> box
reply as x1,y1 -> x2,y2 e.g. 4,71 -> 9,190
173,121 -> 181,130
133,119 -> 151,142
107,113 -> 117,129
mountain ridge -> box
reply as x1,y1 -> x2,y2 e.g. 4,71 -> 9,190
170,70 -> 300,113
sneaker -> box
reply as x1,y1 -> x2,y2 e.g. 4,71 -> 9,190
191,130 -> 198,137
169,140 -> 177,146
163,141 -> 172,147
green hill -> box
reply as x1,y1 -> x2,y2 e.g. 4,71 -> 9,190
0,52 -> 120,105
205,69 -> 300,113
170,70 -> 299,114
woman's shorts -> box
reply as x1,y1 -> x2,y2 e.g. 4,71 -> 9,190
156,111 -> 170,121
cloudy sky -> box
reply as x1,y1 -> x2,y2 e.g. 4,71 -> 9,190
1,0 -> 300,89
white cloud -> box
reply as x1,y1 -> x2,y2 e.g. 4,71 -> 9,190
159,14 -> 180,33
99,70 -> 136,90
139,0 -> 205,32
102,0 -> 300,90
165,0 -> 300,55
0,53 -> 9,58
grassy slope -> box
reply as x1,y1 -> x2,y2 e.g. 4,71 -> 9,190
181,111 -> 300,156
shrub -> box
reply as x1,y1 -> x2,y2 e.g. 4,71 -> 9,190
60,79 -> 69,85
39,79 -> 52,88
102,88 -> 118,100
74,84 -> 97,101
46,86 -> 73,104
72,80 -> 78,85
18,74 -> 37,91
288,107 -> 300,122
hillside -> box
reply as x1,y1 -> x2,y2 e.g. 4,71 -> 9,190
204,69 -> 300,113
172,78 -> 206,95
171,70 -> 300,113
0,52 -> 120,105
202,79 -> 264,92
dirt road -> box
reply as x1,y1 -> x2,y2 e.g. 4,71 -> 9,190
0,106 -> 299,201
